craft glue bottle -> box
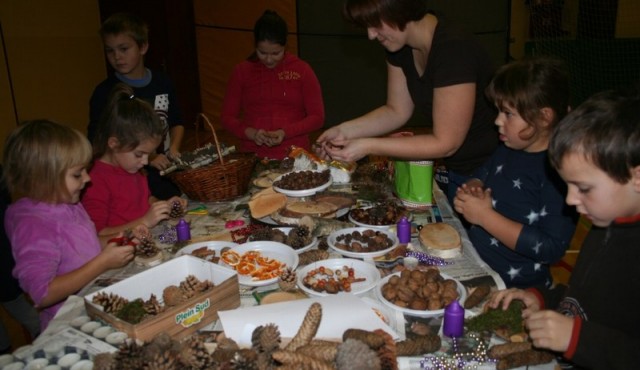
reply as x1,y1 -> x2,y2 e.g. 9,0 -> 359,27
176,218 -> 191,242
443,299 -> 465,338
397,216 -> 411,244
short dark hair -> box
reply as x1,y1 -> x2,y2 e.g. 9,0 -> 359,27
486,56 -> 569,140
100,12 -> 149,46
549,87 -> 640,184
254,10 -> 288,46
343,0 -> 428,31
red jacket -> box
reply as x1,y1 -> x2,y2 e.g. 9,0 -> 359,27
221,53 -> 325,159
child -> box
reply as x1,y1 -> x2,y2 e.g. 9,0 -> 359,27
488,87 -> 640,369
89,12 -> 184,200
3,120 -> 135,330
83,83 -> 187,235
453,57 -> 577,288
221,10 -> 324,159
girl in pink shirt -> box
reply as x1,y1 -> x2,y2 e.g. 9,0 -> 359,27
82,83 -> 187,235
3,120 -> 135,330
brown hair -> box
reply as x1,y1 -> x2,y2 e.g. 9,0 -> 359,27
549,87 -> 640,184
2,120 -> 92,203
100,12 -> 148,46
343,0 -> 428,31
486,57 -> 569,141
92,83 -> 164,159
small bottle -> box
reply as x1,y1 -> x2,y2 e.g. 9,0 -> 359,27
443,299 -> 465,338
397,216 -> 411,244
176,218 -> 191,242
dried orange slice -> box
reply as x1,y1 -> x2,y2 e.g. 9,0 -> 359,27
221,250 -> 240,266
236,260 -> 257,275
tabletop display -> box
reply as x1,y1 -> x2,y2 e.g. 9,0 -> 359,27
15,154 -> 558,370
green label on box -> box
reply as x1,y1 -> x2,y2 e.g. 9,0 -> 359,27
175,298 -> 210,327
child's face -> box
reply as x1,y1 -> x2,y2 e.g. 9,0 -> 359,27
558,152 -> 640,227
256,40 -> 285,69
103,33 -> 148,79
65,164 -> 90,204
111,137 -> 161,174
494,103 -> 547,152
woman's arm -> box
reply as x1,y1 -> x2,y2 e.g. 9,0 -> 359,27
220,65 -> 249,139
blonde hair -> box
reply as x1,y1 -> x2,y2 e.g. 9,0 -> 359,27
2,120 -> 92,203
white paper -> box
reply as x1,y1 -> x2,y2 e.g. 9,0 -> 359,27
217,295 -> 399,346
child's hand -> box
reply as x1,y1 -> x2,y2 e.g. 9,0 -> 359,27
487,288 -> 541,312
264,130 -> 284,147
101,241 -> 135,269
453,187 -> 493,225
149,154 -> 172,170
143,201 -> 171,228
525,310 -> 574,352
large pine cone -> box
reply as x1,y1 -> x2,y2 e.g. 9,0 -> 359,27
169,201 -> 184,218
178,336 -> 213,369
278,268 -> 297,292
143,294 -> 164,316
92,292 -> 129,314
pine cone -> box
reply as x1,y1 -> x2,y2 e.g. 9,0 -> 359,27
93,353 -> 116,370
297,343 -> 338,362
395,334 -> 441,356
284,302 -> 322,352
255,323 -> 281,354
230,349 -> 259,370
335,339 -> 381,370
298,250 -> 329,266
374,329 -> 397,370
163,285 -> 185,307
169,201 -> 184,218
278,268 -> 297,292
92,292 -> 129,314
271,350 -> 334,370
143,294 -> 164,316
342,329 -> 385,350
178,336 -> 213,369
115,341 -> 145,370
136,236 -> 160,257
250,227 -> 273,242
143,351 -> 179,370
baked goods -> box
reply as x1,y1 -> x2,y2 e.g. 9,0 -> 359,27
248,192 -> 287,219
281,200 -> 338,218
418,223 -> 462,259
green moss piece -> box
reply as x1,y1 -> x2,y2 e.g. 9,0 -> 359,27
465,300 -> 524,335
115,299 -> 146,324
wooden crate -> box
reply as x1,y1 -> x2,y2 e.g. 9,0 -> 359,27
85,255 -> 240,342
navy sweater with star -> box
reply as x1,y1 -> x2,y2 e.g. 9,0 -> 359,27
467,144 -> 578,288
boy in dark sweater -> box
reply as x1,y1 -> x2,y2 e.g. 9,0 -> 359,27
488,88 -> 640,369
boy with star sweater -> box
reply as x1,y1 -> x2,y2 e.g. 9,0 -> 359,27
453,58 -> 577,288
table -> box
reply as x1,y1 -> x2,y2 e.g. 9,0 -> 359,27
20,182 -> 557,370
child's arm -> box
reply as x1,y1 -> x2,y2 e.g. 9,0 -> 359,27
38,242 -> 134,308
168,124 -> 184,158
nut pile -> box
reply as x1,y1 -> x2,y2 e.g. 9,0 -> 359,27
350,202 -> 407,225
333,229 -> 394,253
380,269 -> 459,311
273,170 -> 330,190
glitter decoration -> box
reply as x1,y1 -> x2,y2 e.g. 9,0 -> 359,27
420,332 -> 494,369
158,223 -> 178,244
406,250 -> 452,266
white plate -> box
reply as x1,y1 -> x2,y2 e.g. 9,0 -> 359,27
220,241 -> 299,287
327,227 -> 399,259
175,241 -> 239,261
259,207 -> 349,225
273,170 -> 332,197
374,272 -> 467,318
296,258 -> 381,297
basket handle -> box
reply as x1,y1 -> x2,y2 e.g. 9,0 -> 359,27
195,113 -> 225,165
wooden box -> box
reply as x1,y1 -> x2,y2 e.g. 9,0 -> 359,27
85,255 -> 240,342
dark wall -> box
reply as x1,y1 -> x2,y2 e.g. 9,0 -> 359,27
296,0 -> 510,128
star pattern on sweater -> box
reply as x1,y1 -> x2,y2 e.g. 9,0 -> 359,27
506,266 -> 522,280
526,210 -> 540,224
512,178 -> 522,189
540,206 -> 548,217
534,263 -> 542,271
492,198 -> 497,208
532,241 -> 542,254
490,237 -> 499,246
495,165 -> 503,174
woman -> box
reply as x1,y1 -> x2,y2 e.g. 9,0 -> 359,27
315,0 -> 499,202
221,10 -> 325,160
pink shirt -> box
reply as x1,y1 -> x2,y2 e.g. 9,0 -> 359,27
82,160 -> 151,232
5,199 -> 101,330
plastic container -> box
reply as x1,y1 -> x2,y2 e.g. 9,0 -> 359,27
175,219 -> 191,242
396,216 -> 411,244
443,299 -> 465,337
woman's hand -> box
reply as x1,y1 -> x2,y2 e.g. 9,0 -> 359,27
263,130 -> 285,146
525,310 -> 574,352
315,126 -> 348,159
100,240 -> 135,269
323,138 -> 371,162
149,153 -> 172,170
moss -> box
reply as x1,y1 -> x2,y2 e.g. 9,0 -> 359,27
465,300 -> 524,335
115,299 -> 147,324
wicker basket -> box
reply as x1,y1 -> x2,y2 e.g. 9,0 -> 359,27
170,114 -> 256,202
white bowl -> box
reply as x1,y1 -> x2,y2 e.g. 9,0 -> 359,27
296,258 -> 381,297
374,272 -> 467,318
272,170 -> 332,197
219,241 -> 299,287
327,227 -> 399,259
